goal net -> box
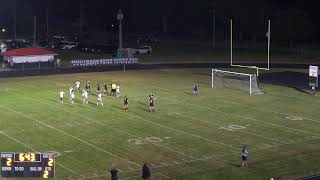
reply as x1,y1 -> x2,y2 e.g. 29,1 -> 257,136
211,69 -> 262,95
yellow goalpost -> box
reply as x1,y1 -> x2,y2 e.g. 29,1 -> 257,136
230,19 -> 271,76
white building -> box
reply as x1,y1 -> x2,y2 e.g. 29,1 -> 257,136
0,48 -> 57,64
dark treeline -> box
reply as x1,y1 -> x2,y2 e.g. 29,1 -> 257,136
0,0 -> 319,42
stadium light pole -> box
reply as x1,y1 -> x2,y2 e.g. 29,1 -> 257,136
33,16 -> 37,47
117,9 -> 124,49
212,9 -> 216,49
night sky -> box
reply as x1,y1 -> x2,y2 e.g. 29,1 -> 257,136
0,0 -> 319,41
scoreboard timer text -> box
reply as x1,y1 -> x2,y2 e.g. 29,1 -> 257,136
1,152 -> 55,178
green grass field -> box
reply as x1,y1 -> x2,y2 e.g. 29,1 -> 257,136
0,68 -> 320,180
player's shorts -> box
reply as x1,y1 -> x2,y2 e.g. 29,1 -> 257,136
98,98 -> 102,101
150,103 -> 154,107
242,156 -> 247,161
60,97 -> 63,100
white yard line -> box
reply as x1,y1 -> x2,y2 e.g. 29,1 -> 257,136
12,84 -> 239,152
217,99 -> 320,123
188,102 -> 320,137
81,135 -> 320,179
0,105 -> 141,169
8,85 -> 199,161
150,83 -> 320,123
175,112 -> 287,145
117,109 -> 238,150
126,83 -> 320,140
0,130 -> 80,177
146,85 -> 320,138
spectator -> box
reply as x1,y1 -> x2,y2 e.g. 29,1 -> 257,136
110,165 -> 118,180
142,163 -> 151,180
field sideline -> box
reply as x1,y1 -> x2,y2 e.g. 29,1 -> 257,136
0,68 -> 320,180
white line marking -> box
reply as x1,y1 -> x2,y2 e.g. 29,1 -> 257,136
0,130 -> 80,176
13,84 -> 238,155
175,112 -> 287,144
148,83 -> 320,123
217,99 -> 320,123
151,92 -> 320,138
8,84 -> 210,164
0,105 -> 140,168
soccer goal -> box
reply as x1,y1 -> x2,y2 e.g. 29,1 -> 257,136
211,69 -> 262,95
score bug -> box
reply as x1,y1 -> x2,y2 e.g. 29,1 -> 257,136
1,152 -> 55,178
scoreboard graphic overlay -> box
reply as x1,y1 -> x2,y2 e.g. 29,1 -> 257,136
1,152 -> 55,178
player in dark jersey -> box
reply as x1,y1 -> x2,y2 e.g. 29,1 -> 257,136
103,82 -> 108,95
124,96 -> 129,111
148,94 -> 155,112
86,81 -> 91,94
97,83 -> 101,94
192,84 -> 198,96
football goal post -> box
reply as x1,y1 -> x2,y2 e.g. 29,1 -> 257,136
211,69 -> 262,95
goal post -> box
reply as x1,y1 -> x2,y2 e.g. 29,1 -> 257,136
230,19 -> 271,76
211,69 -> 262,95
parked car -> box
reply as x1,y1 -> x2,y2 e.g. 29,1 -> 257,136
133,46 -> 152,55
78,42 -> 117,54
59,41 -> 78,50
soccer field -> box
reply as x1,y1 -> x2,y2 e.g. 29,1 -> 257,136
0,68 -> 320,180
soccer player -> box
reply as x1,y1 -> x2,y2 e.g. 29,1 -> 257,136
75,80 -> 81,92
124,96 -> 129,111
192,84 -> 198,96
97,83 -> 101,94
59,90 -> 65,103
70,89 -> 75,104
97,91 -> 104,106
241,145 -> 249,168
148,94 -> 155,112
103,82 -> 108,95
116,85 -> 120,97
86,80 -> 91,94
82,89 -> 88,104
69,87 -> 74,101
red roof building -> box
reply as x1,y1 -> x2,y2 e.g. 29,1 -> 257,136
0,48 -> 57,64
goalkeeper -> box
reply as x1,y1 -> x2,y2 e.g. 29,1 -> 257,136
192,84 -> 198,96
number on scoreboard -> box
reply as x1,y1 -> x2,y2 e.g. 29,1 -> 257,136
1,152 -> 55,178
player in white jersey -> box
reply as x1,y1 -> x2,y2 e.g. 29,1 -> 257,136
96,92 -> 103,106
82,89 -> 88,104
59,90 -> 65,103
75,81 -> 81,92
116,85 -> 120,97
69,87 -> 74,102
70,89 -> 75,104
